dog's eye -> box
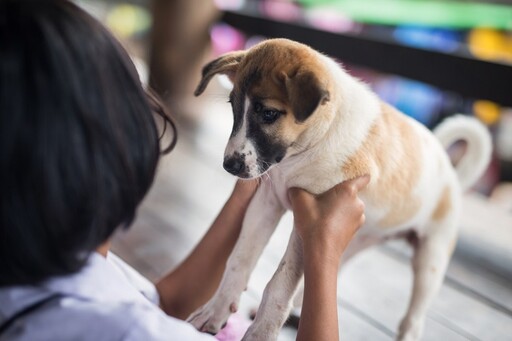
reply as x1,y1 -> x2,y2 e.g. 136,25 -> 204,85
262,109 -> 280,124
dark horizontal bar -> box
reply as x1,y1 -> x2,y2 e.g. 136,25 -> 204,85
221,10 -> 512,107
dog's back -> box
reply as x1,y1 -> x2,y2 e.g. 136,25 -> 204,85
271,47 -> 492,236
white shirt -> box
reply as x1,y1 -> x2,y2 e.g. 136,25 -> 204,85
0,253 -> 214,340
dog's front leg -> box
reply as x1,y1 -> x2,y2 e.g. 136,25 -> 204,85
187,179 -> 285,335
243,229 -> 304,341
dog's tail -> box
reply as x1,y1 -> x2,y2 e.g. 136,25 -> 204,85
433,115 -> 492,191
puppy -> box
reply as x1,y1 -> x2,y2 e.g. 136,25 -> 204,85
187,38 -> 492,341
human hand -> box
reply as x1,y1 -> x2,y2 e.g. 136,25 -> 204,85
229,179 -> 260,209
288,175 -> 370,263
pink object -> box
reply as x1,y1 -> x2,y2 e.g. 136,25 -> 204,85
215,313 -> 252,341
259,0 -> 302,22
210,24 -> 246,57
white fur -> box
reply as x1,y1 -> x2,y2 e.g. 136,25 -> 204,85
434,114 -> 493,191
188,41 -> 492,341
224,97 -> 261,177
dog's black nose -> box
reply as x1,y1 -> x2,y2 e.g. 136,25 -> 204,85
223,157 -> 245,175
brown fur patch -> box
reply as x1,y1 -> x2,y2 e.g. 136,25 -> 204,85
342,102 -> 422,228
241,39 -> 332,146
432,186 -> 452,221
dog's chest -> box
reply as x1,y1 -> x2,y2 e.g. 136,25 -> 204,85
267,157 -> 350,210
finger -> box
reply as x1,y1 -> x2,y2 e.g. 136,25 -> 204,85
359,213 -> 366,227
237,178 -> 259,188
288,187 -> 315,209
233,178 -> 260,199
345,174 -> 371,192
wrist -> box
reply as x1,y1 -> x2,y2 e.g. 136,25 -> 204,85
302,239 -> 342,270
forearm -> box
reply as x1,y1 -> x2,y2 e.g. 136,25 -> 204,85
156,187 -> 252,319
297,246 -> 340,341
290,176 -> 368,341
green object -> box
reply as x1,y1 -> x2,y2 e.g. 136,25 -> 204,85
298,0 -> 512,29
106,4 -> 151,38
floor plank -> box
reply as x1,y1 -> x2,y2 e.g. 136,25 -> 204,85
339,245 -> 512,340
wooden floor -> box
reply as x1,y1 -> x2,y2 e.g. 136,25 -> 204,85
111,79 -> 512,340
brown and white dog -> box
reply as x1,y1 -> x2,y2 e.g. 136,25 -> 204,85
187,38 -> 492,340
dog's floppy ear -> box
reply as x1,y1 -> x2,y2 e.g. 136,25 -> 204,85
194,51 -> 246,96
285,70 -> 330,122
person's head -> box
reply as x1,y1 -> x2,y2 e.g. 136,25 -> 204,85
0,0 -> 176,286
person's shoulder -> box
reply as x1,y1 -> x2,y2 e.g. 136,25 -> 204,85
3,298 -> 139,341
35,297 -> 215,340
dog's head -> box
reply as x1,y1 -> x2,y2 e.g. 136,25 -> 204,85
195,39 -> 331,179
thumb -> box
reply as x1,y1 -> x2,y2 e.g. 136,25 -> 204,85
288,187 -> 315,210
345,174 -> 371,192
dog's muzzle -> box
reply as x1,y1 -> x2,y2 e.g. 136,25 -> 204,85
223,155 -> 245,176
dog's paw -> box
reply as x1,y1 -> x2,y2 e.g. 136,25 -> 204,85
397,318 -> 423,341
242,328 -> 279,341
241,322 -> 279,341
396,331 -> 420,341
187,297 -> 239,335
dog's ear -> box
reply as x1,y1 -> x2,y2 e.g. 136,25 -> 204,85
194,51 -> 246,96
285,71 -> 330,122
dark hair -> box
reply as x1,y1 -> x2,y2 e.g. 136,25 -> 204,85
0,0 -> 176,286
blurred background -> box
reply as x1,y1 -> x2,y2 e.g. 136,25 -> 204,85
74,0 -> 511,340
77,0 -> 512,197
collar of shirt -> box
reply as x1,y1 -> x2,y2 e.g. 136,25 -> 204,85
0,253 -> 152,324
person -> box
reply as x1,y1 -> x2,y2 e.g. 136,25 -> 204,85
0,1 -> 369,340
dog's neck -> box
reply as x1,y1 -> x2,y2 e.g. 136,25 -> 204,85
327,63 -> 380,162
275,57 -> 380,195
